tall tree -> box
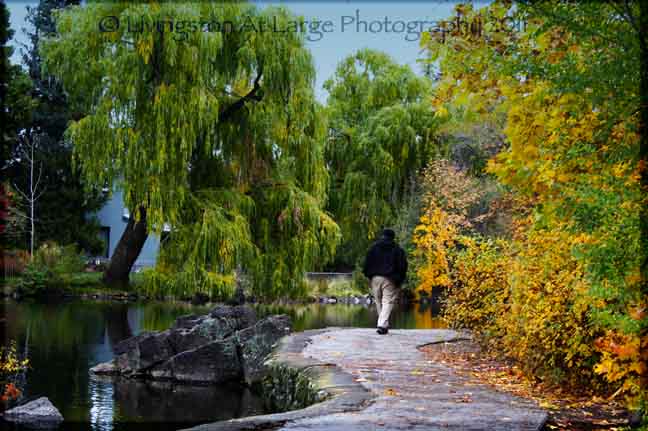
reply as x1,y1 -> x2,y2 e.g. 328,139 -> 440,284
13,132 -> 45,257
324,49 -> 442,267
42,2 -> 339,295
0,0 -> 11,168
0,0 -> 12,256
1,1 -> 37,252
3,0 -> 105,254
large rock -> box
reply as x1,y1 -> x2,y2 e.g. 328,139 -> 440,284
3,397 -> 64,429
236,315 -> 292,385
151,338 -> 240,383
110,330 -> 174,375
105,305 -> 259,376
92,305 -> 290,386
209,304 -> 257,328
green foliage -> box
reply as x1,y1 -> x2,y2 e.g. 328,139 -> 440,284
324,49 -> 444,266
307,277 -> 365,300
15,265 -> 51,296
41,2 -> 341,299
16,241 -> 87,295
0,0 -> 17,167
32,241 -> 85,273
141,266 -> 236,302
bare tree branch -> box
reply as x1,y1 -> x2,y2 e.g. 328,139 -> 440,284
12,182 -> 31,202
218,64 -> 264,124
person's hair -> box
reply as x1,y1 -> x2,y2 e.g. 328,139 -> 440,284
382,228 -> 396,240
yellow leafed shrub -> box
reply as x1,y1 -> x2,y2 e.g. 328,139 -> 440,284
443,236 -> 511,337
412,206 -> 455,297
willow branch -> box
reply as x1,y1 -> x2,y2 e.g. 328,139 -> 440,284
218,64 -> 264,123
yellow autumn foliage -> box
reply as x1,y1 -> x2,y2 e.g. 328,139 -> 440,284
412,206 -> 455,296
417,0 -> 645,408
0,342 -> 29,405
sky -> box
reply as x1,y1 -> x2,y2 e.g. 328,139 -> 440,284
5,1 -> 486,102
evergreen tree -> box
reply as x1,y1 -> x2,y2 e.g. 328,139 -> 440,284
1,0 -> 13,248
3,0 -> 105,254
1,1 -> 37,251
1,0 -> 16,169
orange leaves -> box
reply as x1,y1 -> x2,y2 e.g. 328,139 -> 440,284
1,383 -> 21,402
595,331 -> 645,366
629,306 -> 646,322
594,329 -> 647,408
0,341 -> 29,407
383,388 -> 399,397
455,394 -> 473,403
607,342 -> 637,361
421,340 -> 632,430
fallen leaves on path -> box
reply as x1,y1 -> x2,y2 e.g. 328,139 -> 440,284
384,388 -> 400,396
455,394 -> 473,403
420,341 -> 631,430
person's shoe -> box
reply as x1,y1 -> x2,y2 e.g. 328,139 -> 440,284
376,327 -> 388,335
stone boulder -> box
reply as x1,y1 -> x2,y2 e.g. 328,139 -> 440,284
3,397 -> 64,429
113,330 -> 175,375
151,338 -> 241,383
105,305 -> 256,376
91,305 -> 291,386
236,315 -> 292,385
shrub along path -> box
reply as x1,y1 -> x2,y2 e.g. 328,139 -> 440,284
190,328 -> 547,430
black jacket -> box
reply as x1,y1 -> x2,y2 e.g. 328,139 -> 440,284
362,237 -> 408,286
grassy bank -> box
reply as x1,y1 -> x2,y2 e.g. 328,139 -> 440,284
2,271 -> 367,303
2,272 -> 146,298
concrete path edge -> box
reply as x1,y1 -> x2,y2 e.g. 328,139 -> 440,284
183,328 -> 375,431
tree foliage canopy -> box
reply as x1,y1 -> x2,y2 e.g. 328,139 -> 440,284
42,1 -> 340,298
324,49 -> 443,266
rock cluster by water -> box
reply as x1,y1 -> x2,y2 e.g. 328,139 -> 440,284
90,305 -> 291,386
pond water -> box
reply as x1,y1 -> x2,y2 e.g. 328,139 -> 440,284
0,299 -> 443,430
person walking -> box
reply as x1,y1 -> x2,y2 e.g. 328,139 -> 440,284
362,228 -> 408,335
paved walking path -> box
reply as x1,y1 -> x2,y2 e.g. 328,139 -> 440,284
189,328 -> 547,431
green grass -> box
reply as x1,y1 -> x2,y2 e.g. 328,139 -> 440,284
66,272 -> 103,287
306,276 -> 367,299
3,271 -> 147,296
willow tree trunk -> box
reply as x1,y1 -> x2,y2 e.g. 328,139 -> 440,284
103,206 -> 148,286
104,305 -> 133,351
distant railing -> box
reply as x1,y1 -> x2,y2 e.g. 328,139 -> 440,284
305,272 -> 353,279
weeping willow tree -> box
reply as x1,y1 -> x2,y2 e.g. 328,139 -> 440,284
324,49 -> 443,267
41,1 -> 340,298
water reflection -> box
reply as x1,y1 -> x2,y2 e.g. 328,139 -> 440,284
89,375 -> 114,431
255,302 -> 445,331
94,376 -> 264,424
0,298 -> 443,430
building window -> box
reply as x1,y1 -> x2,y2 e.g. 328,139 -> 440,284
99,226 -> 110,258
